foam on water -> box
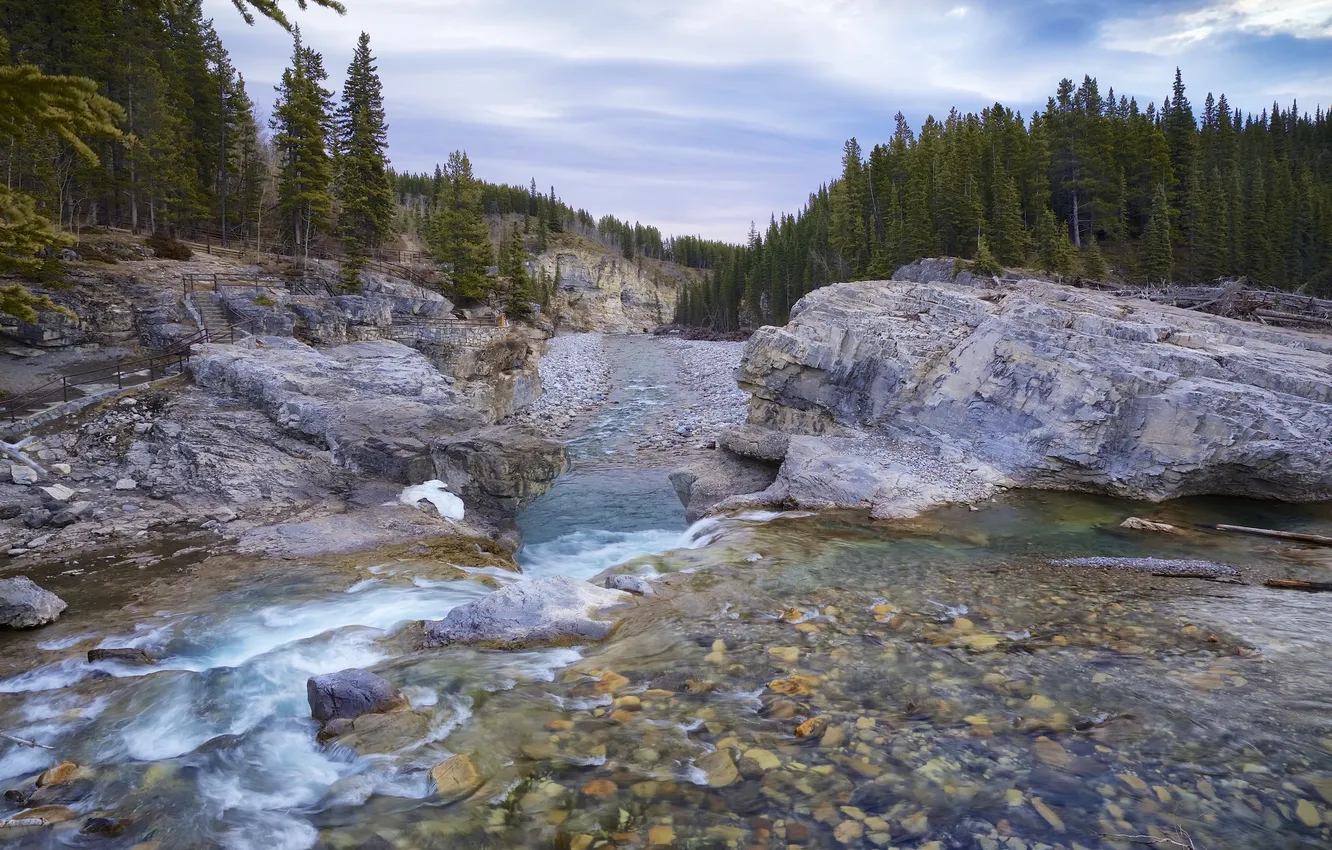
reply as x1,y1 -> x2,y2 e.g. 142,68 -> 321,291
397,479 -> 465,520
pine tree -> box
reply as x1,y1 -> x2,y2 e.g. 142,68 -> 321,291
989,171 -> 1028,263
969,237 -> 1002,276
499,222 -> 533,317
272,28 -> 334,256
1140,183 -> 1174,282
1035,208 -> 1073,275
429,150 -> 493,301
1080,238 -> 1107,280
334,32 -> 394,289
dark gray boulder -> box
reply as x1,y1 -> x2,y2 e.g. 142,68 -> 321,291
0,576 -> 68,629
306,668 -> 404,723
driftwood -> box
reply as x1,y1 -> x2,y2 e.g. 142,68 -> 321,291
1109,277 -> 1332,330
1264,579 -> 1332,593
0,818 -> 48,829
0,731 -> 54,749
0,437 -> 46,478
1214,524 -> 1332,546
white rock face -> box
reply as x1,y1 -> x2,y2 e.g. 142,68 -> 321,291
732,278 -> 1332,513
423,576 -> 632,648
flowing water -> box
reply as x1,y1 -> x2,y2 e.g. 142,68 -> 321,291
2,337 -> 1331,849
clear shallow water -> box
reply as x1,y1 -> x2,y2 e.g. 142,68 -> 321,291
2,337 -> 1331,849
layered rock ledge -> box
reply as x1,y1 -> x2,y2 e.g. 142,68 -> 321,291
708,276 -> 1332,518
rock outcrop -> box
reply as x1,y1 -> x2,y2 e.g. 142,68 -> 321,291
0,576 -> 67,628
431,425 -> 569,517
423,576 -> 631,648
729,277 -> 1332,515
192,337 -> 484,481
669,451 -> 779,521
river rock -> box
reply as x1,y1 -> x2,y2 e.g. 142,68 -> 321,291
0,576 -> 67,629
36,762 -> 80,787
735,277 -> 1332,512
306,668 -> 406,723
605,574 -> 655,596
423,576 -> 632,648
719,424 -> 790,462
430,754 -> 484,798
431,425 -> 568,516
11,465 -> 38,485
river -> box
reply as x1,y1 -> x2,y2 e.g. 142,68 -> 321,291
1,336 -> 1331,849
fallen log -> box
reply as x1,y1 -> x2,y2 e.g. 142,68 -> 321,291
1214,524 -> 1332,546
1264,579 -> 1332,593
0,817 -> 47,829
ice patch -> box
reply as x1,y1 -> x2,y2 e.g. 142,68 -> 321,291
398,479 -> 465,520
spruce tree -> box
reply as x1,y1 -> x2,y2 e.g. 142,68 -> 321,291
334,32 -> 394,289
1035,208 -> 1073,275
272,28 -> 334,256
989,171 -> 1028,264
499,222 -> 533,317
429,150 -> 493,301
1080,238 -> 1107,281
1140,184 -> 1174,283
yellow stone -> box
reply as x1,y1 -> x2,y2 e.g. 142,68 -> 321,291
1052,635 -> 1069,645
965,714 -> 990,726
547,810 -> 569,825
1032,797 -> 1065,832
1091,673 -> 1109,684
962,633 -> 999,650
769,646 -> 800,664
1032,737 -> 1070,768
36,761 -> 80,787
840,806 -> 867,820
1027,694 -> 1055,711
1118,773 -> 1148,793
430,755 -> 483,798
864,816 -> 890,831
900,811 -> 929,836
833,820 -> 864,843
614,695 -> 642,711
795,716 -> 827,738
1296,799 -> 1321,828
1006,788 -> 1025,808
594,671 -> 630,694
648,825 -> 676,845
745,748 -> 781,770
546,719 -> 574,731
609,709 -> 635,723
769,677 -> 812,696
952,617 -> 975,633
1311,777 -> 1332,804
871,602 -> 897,620
570,835 -> 595,850
696,750 -> 738,787
1153,785 -> 1172,804
704,650 -> 726,664
581,779 -> 617,798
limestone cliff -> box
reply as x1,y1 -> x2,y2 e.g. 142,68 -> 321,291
721,277 -> 1332,518
533,235 -> 697,333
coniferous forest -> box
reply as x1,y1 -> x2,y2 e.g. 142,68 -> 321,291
674,72 -> 1332,331
2,2 -> 1330,330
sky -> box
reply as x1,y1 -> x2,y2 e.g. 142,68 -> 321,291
209,0 -> 1332,242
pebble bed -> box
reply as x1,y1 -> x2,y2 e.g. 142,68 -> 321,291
635,337 -> 749,453
510,333 -> 614,435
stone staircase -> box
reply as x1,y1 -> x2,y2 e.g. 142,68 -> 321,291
194,290 -> 232,340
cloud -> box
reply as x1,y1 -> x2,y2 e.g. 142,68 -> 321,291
207,0 -> 1332,240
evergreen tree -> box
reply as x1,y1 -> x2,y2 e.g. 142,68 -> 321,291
429,151 -> 493,301
499,222 -> 533,317
1035,208 -> 1073,275
334,32 -> 394,289
1080,238 -> 1107,280
1140,183 -> 1174,282
970,237 -> 1002,276
272,28 -> 334,256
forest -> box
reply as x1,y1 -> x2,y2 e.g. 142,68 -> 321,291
4,3 -> 1330,333
675,72 -> 1332,330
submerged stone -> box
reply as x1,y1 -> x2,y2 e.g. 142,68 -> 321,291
1050,557 -> 1240,580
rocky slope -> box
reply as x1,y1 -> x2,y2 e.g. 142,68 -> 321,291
712,276 -> 1332,518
